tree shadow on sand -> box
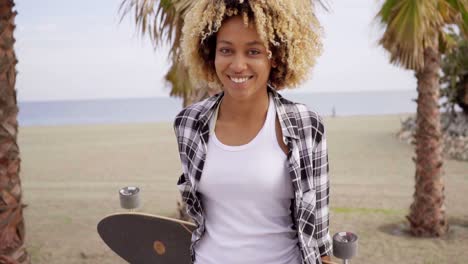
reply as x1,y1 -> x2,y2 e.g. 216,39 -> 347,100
378,217 -> 468,240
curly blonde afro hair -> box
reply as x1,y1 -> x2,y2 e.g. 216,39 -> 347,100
180,0 -> 323,91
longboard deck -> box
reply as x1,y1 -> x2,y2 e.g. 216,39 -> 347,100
97,212 -> 196,264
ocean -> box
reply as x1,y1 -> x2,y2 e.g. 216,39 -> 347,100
18,90 -> 418,126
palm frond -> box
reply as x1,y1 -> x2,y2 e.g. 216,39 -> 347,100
119,0 -> 194,56
309,0 -> 331,11
444,0 -> 468,35
376,0 -> 445,71
166,59 -> 193,99
120,0 -> 195,101
378,0 -> 399,23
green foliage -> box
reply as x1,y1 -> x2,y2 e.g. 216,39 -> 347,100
445,0 -> 468,35
165,60 -> 193,101
441,32 -> 468,113
378,0 -> 399,23
160,0 -> 172,10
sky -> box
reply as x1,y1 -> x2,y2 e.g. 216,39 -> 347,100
15,0 -> 416,101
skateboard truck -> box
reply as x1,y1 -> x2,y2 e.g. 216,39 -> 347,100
332,231 -> 358,264
119,186 -> 140,211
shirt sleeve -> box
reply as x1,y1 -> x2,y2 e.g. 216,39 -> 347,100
173,118 -> 193,203
312,126 -> 332,257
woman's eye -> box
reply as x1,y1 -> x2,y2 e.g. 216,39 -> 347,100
219,48 -> 231,54
248,50 -> 260,55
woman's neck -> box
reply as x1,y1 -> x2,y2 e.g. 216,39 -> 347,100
218,91 -> 269,123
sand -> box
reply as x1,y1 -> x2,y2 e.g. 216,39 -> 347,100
18,114 -> 468,264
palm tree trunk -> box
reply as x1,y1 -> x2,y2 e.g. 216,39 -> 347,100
407,46 -> 448,237
0,1 -> 30,263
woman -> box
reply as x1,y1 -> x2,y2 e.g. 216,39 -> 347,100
174,1 -> 332,263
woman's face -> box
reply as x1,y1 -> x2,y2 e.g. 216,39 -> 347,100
214,16 -> 272,102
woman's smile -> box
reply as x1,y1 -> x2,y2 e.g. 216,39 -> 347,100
228,75 -> 253,84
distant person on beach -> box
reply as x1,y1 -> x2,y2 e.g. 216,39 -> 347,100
173,1 -> 332,263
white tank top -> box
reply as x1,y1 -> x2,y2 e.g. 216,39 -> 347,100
195,95 -> 301,264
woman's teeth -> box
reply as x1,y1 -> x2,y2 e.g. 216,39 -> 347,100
230,76 -> 251,83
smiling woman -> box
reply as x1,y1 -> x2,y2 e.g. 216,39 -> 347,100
174,1 -> 332,264
181,0 -> 323,91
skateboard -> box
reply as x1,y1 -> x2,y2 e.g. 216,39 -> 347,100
98,186 -> 358,264
97,212 -> 196,264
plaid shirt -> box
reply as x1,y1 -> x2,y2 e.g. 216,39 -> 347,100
174,87 -> 332,264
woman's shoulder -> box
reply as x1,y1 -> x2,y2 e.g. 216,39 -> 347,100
276,93 -> 325,129
173,93 -> 221,130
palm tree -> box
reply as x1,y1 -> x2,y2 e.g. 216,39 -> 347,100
119,0 -> 204,107
0,0 -> 30,263
376,0 -> 467,237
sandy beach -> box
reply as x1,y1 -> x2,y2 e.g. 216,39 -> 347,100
18,114 -> 468,264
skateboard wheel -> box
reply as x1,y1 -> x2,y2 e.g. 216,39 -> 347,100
332,231 -> 358,260
119,186 -> 140,210
153,240 -> 166,255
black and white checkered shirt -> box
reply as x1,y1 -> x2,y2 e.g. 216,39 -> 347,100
174,87 -> 332,264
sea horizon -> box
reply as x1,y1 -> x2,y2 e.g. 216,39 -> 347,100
18,90 -> 419,127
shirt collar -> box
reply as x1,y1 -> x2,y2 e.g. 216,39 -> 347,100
197,86 -> 299,140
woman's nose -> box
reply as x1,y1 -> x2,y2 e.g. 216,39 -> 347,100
230,54 -> 248,72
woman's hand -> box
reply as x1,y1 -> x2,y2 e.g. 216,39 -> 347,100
321,255 -> 339,264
